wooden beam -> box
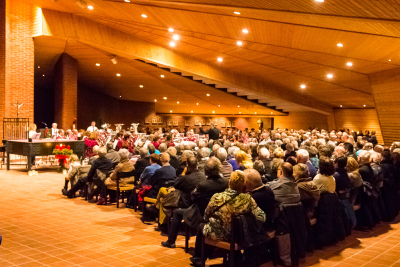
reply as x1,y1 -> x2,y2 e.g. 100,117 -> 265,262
40,9 -> 333,115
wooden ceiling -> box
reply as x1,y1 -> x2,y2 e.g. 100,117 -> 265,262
30,0 -> 400,115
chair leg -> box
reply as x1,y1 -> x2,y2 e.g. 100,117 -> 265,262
134,191 -> 138,212
185,224 -> 190,253
229,247 -> 235,267
117,190 -> 120,208
84,184 -> 88,201
201,236 -> 206,267
122,191 -> 125,203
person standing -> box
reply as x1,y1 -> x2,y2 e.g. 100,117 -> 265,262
199,122 -> 221,141
87,121 -> 98,132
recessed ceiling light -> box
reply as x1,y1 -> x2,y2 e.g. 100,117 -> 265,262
327,74 -> 333,78
116,73 -> 121,77
139,85 -> 143,88
337,43 -> 343,47
191,111 -> 193,113
141,14 -> 147,18
164,97 -> 167,99
42,74 -> 45,76
237,41 -> 243,46
255,112 -> 257,114
206,94 -> 210,96
212,111 -> 215,113
217,58 -> 223,62
340,105 -> 342,107
271,112 -> 273,114
315,0 -> 324,2
170,110 -> 172,113
196,103 -> 199,105
346,62 -> 353,66
38,66 -> 40,68
154,99 -> 157,102
218,105 -> 220,107
169,41 -> 176,47
363,105 -> 366,107
124,0 -> 130,2
239,112 -> 241,114
173,34 -> 179,40
87,5 -> 93,10
234,11 -> 241,15
242,29 -> 249,34
160,75 -> 165,78
238,105 -> 240,107
168,28 -> 174,32
389,59 -> 392,61
95,63 -> 100,66
177,101 -> 179,104
300,84 -> 306,89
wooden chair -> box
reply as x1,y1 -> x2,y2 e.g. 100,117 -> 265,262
201,216 -> 277,267
106,169 -> 136,208
142,197 -> 157,221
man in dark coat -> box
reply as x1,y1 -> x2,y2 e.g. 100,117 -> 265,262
358,151 -> 375,184
147,153 -> 176,198
167,147 -> 180,170
162,157 -> 228,249
134,147 -> 151,176
199,122 -> 221,141
161,157 -> 207,248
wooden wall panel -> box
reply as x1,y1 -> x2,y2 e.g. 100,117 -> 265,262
274,111 -> 328,131
369,67 -> 400,145
333,109 -> 383,144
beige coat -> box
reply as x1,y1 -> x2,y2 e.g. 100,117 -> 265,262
106,159 -> 135,187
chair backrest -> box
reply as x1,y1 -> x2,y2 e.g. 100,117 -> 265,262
116,169 -> 136,180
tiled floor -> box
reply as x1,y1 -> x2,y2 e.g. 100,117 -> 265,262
1,168 -> 400,266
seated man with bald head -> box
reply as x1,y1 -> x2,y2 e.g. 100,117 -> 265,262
147,153 -> 177,198
244,169 -> 276,229
268,162 -> 301,204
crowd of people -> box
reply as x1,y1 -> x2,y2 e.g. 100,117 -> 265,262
59,123 -> 400,267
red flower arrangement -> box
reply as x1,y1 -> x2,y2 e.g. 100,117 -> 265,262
53,144 -> 73,160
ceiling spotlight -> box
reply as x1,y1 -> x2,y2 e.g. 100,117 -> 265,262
154,99 -> 157,102
95,63 -> 100,66
124,0 -> 130,2
346,62 -> 353,66
340,105 -> 342,107
337,43 -> 343,47
327,74 -> 333,78
315,0 -> 324,2
173,34 -> 179,40
389,59 -> 392,61
191,111 -> 193,113
217,57 -> 223,62
160,75 -> 165,78
119,94 -> 122,98
218,105 -> 220,107
168,28 -> 174,32
237,41 -> 243,46
238,105 -> 240,107
300,84 -> 306,89
177,101 -> 179,104
141,14 -> 147,18
169,41 -> 176,47
234,11 -> 241,15
116,73 -> 121,77
170,110 -> 172,113
212,111 -> 215,113
42,74 -> 45,77
139,85 -> 143,88
242,29 -> 249,34
239,112 -> 241,114
75,0 -> 87,9
111,56 -> 117,64
206,94 -> 210,96
271,112 -> 273,114
255,112 -> 257,114
87,5 -> 93,10
38,66 -> 40,68
164,97 -> 167,99
196,103 -> 199,105
363,105 -> 366,107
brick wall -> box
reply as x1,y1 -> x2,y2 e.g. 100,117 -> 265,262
54,53 -> 78,130
0,0 -> 34,139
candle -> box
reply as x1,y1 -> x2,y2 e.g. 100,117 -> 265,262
63,169 -> 67,175
28,171 -> 32,176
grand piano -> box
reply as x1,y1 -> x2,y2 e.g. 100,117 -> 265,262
6,139 -> 85,171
